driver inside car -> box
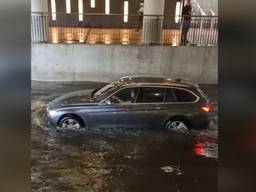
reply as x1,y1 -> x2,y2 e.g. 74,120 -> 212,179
111,88 -> 136,104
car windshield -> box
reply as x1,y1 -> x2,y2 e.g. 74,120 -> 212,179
93,81 -> 120,98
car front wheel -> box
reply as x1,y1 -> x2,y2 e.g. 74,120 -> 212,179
59,116 -> 83,131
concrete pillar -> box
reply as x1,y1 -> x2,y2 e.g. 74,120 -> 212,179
31,0 -> 49,42
142,0 -> 165,45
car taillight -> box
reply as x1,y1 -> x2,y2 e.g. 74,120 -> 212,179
201,104 -> 212,112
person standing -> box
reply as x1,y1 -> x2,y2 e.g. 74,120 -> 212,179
180,0 -> 192,45
136,2 -> 144,31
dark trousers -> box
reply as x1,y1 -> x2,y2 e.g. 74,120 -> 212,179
137,15 -> 143,31
181,19 -> 191,45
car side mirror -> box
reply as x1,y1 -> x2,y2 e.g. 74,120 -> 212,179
104,99 -> 112,105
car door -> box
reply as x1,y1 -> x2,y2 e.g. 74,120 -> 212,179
87,87 -> 139,129
131,87 -> 167,129
132,87 -> 199,129
108,87 -> 144,128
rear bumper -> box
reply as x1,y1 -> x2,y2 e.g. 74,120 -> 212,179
189,113 -> 211,130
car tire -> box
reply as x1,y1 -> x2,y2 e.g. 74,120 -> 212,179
58,115 -> 84,131
165,118 -> 191,131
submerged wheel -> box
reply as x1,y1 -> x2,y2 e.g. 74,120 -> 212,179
165,119 -> 191,131
59,115 -> 84,130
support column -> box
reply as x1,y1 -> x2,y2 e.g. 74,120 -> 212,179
142,0 -> 165,45
31,0 -> 49,42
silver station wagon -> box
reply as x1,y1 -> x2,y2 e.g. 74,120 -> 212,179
47,76 -> 212,131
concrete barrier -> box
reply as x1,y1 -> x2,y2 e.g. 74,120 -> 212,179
32,44 -> 218,84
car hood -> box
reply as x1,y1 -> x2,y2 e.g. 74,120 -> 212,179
48,89 -> 98,109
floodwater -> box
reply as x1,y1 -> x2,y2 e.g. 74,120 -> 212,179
31,81 -> 218,192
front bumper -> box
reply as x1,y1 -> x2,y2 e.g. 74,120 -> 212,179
46,105 -> 59,127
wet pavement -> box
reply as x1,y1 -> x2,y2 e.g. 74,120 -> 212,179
31,81 -> 218,192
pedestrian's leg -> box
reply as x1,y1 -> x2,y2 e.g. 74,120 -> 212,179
136,16 -> 140,31
183,21 -> 187,44
139,16 -> 143,30
184,20 -> 190,44
137,16 -> 142,31
181,29 -> 185,45
180,20 -> 185,45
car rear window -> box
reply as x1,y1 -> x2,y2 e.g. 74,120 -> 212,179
137,87 -> 164,103
165,88 -> 198,102
174,89 -> 197,102
165,88 -> 177,102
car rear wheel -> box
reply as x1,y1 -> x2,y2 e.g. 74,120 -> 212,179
59,116 -> 84,131
165,119 -> 190,131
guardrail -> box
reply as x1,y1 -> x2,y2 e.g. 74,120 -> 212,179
31,12 -> 218,46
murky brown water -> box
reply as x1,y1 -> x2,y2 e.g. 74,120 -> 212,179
31,82 -> 218,192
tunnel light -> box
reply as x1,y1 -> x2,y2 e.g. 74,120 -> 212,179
104,33 -> 112,44
51,27 -> 59,43
66,0 -> 71,14
78,32 -> 85,43
51,0 -> 56,21
175,2 -> 181,23
91,0 -> 95,8
105,0 -> 110,14
121,29 -> 129,45
78,0 -> 83,21
124,1 -> 129,23
66,32 -> 74,44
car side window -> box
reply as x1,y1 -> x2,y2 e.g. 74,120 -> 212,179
137,87 -> 164,103
110,88 -> 138,104
174,89 -> 197,102
165,88 -> 178,102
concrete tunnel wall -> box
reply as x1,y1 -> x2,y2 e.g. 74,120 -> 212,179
32,44 -> 218,84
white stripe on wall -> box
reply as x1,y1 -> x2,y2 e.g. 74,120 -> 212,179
105,0 -> 110,14
66,0 -> 71,14
78,0 -> 83,21
124,1 -> 129,22
51,0 -> 56,20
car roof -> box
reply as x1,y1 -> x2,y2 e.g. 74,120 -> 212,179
118,76 -> 198,89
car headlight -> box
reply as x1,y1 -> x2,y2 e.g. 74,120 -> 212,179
48,109 -> 57,117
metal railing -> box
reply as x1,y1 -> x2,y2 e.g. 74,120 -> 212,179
31,12 -> 218,46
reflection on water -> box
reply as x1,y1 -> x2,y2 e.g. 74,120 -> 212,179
31,83 -> 218,192
193,121 -> 218,159
160,165 -> 183,175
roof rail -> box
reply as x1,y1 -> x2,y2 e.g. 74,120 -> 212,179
120,75 -> 168,79
119,76 -> 199,88
120,75 -> 179,81
175,78 -> 199,88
